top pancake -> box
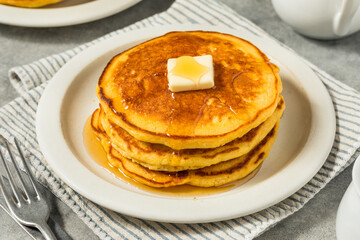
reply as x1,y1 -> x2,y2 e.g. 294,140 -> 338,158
97,31 -> 282,149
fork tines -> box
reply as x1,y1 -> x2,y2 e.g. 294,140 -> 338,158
0,138 -> 39,206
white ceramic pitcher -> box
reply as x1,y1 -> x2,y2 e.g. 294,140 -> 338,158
272,0 -> 360,39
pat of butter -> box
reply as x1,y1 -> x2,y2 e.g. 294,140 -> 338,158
167,55 -> 214,92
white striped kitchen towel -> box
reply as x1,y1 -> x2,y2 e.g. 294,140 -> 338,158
2,0 -> 360,239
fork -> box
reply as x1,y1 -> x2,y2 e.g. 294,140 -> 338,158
0,137 -> 56,240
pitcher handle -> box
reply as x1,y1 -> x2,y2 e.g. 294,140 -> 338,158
333,0 -> 360,36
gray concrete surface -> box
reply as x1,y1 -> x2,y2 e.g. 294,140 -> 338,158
0,0 -> 359,239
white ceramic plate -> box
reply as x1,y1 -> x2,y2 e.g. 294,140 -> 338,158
36,25 -> 336,223
0,0 -> 141,27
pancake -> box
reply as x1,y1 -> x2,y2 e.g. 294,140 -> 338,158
98,96 -> 285,171
0,0 -> 63,7
97,31 -> 282,150
91,110 -> 279,188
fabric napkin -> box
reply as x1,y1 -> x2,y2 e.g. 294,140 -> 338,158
2,0 -> 360,239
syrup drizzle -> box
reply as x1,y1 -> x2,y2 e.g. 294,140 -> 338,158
108,61 -> 274,140
83,116 -> 260,197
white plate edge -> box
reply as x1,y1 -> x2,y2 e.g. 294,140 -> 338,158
0,0 -> 141,27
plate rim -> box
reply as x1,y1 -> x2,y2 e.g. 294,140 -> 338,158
36,24 -> 336,223
0,0 -> 141,27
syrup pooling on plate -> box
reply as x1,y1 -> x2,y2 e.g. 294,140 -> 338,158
86,107 -> 280,187
83,116 -> 260,196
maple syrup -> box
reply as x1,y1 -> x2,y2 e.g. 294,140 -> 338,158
83,116 -> 259,197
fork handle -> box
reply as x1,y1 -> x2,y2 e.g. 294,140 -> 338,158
36,221 -> 57,240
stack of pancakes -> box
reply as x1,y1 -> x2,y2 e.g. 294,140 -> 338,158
91,31 -> 285,188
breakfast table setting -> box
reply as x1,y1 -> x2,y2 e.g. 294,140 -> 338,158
1,0 -> 360,239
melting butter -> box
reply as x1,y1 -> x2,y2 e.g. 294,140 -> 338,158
171,56 -> 209,85
167,55 -> 214,92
